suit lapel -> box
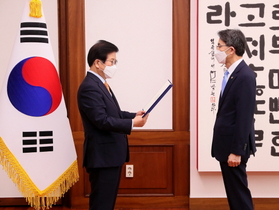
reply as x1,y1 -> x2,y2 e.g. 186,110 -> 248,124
218,60 -> 246,110
219,72 -> 237,105
110,90 -> 123,116
87,73 -> 122,116
97,81 -> 122,113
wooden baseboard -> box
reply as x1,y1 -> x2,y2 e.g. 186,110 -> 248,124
189,198 -> 229,210
115,196 -> 188,209
0,198 -> 28,206
0,198 -> 62,207
2,197 -> 279,209
190,198 -> 279,210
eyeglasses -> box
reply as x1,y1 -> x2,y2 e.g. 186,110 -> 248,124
105,59 -> 118,65
216,45 -> 228,49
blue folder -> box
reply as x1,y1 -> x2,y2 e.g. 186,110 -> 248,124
142,80 -> 173,118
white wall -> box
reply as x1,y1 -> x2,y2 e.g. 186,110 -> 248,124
190,0 -> 279,198
0,0 -> 58,197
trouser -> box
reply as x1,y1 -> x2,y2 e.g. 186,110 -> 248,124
220,161 -> 254,210
87,166 -> 123,210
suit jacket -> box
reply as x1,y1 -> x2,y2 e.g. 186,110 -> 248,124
77,72 -> 136,169
211,60 -> 257,162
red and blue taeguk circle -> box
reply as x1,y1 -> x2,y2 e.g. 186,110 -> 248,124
7,56 -> 62,117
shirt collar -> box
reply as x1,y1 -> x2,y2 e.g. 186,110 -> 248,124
226,58 -> 243,75
87,70 -> 105,83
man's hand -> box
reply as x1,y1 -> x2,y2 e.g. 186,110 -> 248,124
136,110 -> 145,116
227,153 -> 241,167
133,111 -> 149,127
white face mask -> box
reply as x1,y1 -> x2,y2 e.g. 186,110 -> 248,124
215,48 -> 230,64
103,65 -> 117,79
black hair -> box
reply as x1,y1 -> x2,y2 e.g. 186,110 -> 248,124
218,29 -> 247,56
87,40 -> 119,67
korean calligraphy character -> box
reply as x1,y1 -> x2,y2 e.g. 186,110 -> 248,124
269,97 -> 279,124
271,131 -> 279,156
206,2 -> 236,27
238,3 -> 265,27
269,69 -> 279,89
246,35 -> 265,60
269,34 -> 279,54
255,130 -> 264,147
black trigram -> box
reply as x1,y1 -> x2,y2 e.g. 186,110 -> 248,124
20,22 -> 48,43
22,131 -> 53,153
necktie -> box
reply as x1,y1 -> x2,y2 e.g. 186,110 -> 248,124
104,81 -> 111,94
221,70 -> 229,95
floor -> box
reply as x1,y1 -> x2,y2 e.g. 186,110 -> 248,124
0,207 -> 188,210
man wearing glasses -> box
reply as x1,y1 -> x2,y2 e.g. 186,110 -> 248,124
211,29 -> 256,210
77,40 -> 149,210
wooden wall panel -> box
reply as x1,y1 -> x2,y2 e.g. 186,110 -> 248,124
58,0 -> 85,132
63,132 -> 87,208
66,133 -> 189,208
119,146 -> 173,193
84,145 -> 174,196
60,0 -> 190,208
173,0 -> 190,132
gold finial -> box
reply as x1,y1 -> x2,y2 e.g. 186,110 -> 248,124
29,0 -> 42,18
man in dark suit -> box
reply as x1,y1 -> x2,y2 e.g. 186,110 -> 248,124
77,40 -> 149,210
211,29 -> 256,210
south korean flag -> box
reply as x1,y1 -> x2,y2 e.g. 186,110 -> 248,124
0,0 -> 79,209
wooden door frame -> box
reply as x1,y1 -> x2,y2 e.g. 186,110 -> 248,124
58,2 -> 190,132
58,0 -> 190,208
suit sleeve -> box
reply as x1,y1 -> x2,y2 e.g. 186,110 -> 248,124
78,84 -> 133,134
122,111 -> 136,119
231,72 -> 256,155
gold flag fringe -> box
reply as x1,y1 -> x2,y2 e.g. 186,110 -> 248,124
0,137 -> 79,210
29,0 -> 42,18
